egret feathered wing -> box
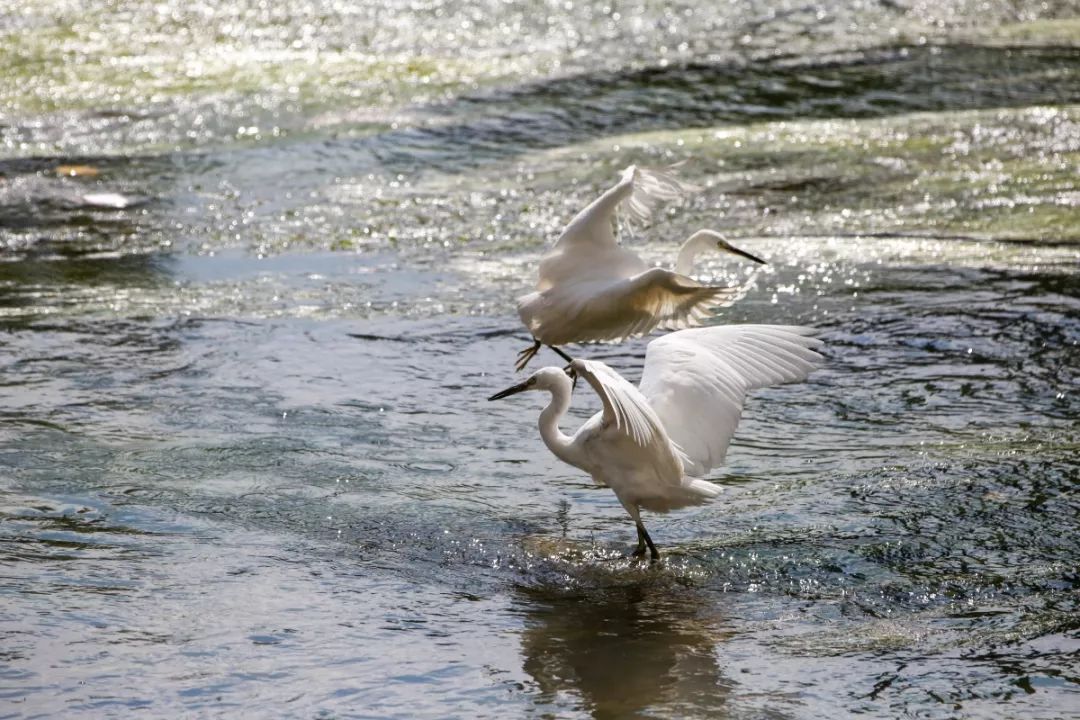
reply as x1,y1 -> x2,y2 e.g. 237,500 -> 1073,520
619,165 -> 699,226
535,165 -> 698,291
571,358 -> 684,485
639,325 -> 824,477
610,269 -> 746,340
523,269 -> 747,346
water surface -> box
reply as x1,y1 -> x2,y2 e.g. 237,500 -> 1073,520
1,1 -> 1078,717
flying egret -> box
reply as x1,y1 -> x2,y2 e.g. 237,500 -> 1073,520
489,325 -> 824,560
515,164 -> 766,371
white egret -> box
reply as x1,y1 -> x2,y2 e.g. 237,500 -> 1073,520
489,325 -> 824,560
515,165 -> 766,370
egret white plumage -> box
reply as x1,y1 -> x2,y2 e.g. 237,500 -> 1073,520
515,164 -> 766,370
489,325 -> 824,560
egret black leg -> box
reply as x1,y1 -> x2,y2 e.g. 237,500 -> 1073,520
546,344 -> 575,365
633,521 -> 660,561
515,339 -> 542,371
632,525 -> 648,557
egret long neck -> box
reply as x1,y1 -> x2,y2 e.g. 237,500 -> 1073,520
674,230 -> 718,275
538,377 -> 584,470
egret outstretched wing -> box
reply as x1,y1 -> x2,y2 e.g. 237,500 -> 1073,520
639,325 -> 824,476
615,268 -> 747,338
534,269 -> 745,345
618,164 -> 698,226
571,358 -> 683,485
535,165 -> 697,291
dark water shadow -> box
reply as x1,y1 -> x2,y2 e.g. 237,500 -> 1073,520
363,43 -> 1080,172
517,582 -> 734,719
0,252 -> 175,327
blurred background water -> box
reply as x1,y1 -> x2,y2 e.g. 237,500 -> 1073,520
1,1 -> 1078,717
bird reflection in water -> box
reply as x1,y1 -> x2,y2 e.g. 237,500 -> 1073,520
517,583 -> 733,718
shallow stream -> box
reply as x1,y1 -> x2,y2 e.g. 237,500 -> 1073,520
1,1 -> 1078,717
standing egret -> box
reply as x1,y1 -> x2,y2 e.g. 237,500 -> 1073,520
515,165 -> 766,370
489,325 -> 823,560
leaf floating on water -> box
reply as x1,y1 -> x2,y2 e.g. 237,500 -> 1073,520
55,164 -> 100,177
81,192 -> 135,209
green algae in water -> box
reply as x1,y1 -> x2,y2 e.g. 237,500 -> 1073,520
529,104 -> 1080,244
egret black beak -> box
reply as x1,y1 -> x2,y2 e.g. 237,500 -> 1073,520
488,380 -> 531,401
718,239 -> 767,265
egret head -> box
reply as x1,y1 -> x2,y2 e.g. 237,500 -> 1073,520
676,230 -> 766,275
488,367 -> 573,401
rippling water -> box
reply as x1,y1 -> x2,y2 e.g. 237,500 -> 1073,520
2,1 -> 1078,717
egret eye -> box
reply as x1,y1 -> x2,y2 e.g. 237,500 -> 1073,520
527,377 -> 537,386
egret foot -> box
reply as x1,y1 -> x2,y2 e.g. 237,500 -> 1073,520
516,340 -> 575,372
515,340 -> 542,371
633,522 -> 660,562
